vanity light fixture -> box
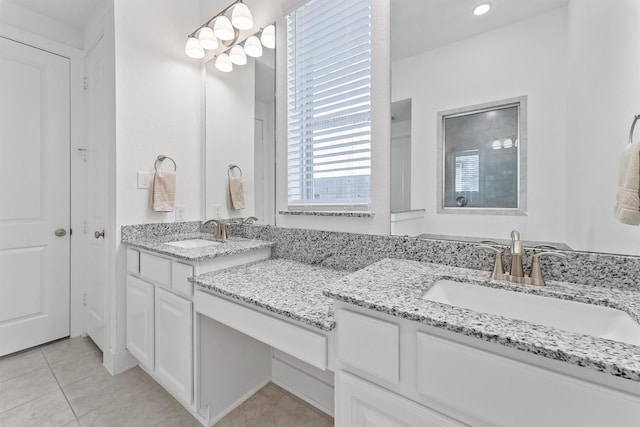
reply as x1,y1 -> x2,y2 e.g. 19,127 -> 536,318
214,15 -> 235,41
197,26 -> 218,50
261,24 -> 275,49
229,45 -> 247,65
231,2 -> 254,30
473,3 -> 492,16
185,0 -> 274,69
185,36 -> 205,59
244,35 -> 263,58
215,52 -> 233,72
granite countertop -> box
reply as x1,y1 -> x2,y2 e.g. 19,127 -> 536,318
124,232 -> 274,261
191,259 -> 349,331
323,258 -> 640,382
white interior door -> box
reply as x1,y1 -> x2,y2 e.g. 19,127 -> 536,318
0,37 -> 71,356
83,36 -> 108,352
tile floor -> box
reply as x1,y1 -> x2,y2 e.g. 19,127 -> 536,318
0,337 -> 334,427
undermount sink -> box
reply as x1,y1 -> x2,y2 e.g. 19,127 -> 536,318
164,239 -> 222,249
424,279 -> 640,347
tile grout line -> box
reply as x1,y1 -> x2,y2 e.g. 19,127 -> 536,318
42,348 -> 81,424
0,349 -> 56,417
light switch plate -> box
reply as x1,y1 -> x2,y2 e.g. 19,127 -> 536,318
137,171 -> 150,189
175,205 -> 186,222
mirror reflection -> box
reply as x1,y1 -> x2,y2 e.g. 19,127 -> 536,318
439,97 -> 525,212
204,27 -> 275,225
390,0 -> 640,255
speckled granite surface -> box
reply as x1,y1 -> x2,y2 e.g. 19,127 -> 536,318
279,210 -> 375,218
124,232 -> 273,262
121,221 -> 201,241
230,224 -> 640,291
324,258 -> 640,382
192,259 -> 348,331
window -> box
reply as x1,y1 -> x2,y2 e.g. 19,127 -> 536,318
286,0 -> 372,209
437,96 -> 527,214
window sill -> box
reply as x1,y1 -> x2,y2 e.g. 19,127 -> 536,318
279,210 -> 375,218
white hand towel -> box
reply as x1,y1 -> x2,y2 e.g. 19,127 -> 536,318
229,176 -> 245,210
614,141 -> 640,225
152,170 -> 176,212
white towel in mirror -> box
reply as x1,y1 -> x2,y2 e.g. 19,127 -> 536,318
229,176 -> 245,210
614,141 -> 640,225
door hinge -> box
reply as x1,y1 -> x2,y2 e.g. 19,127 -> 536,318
83,221 -> 88,234
82,292 -> 87,307
83,77 -> 88,90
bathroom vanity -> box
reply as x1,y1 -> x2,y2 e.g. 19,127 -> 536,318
326,258 -> 640,427
124,232 -> 272,418
123,223 -> 640,427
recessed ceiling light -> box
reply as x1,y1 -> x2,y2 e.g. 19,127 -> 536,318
473,3 -> 492,16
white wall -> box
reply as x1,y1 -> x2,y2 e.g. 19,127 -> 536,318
392,8 -> 568,243
0,1 -> 83,48
566,0 -> 640,255
110,0 -> 202,369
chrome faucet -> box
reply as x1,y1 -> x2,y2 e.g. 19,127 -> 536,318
477,230 -> 565,286
202,219 -> 228,240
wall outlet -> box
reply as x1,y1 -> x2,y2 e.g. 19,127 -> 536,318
175,205 -> 186,222
212,204 -> 222,218
137,171 -> 150,189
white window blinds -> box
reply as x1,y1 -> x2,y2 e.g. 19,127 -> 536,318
287,0 -> 371,208
454,150 -> 480,192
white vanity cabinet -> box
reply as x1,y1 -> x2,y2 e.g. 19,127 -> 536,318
125,245 -> 271,411
155,287 -> 193,402
334,303 -> 640,427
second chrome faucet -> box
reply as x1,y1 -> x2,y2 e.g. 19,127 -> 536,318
478,230 -> 565,286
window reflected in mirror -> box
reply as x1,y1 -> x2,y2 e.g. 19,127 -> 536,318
438,96 -> 526,214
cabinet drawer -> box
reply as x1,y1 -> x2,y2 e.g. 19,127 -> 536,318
195,291 -> 327,370
127,248 -> 140,274
416,332 -> 640,427
336,371 -> 463,427
337,310 -> 399,385
171,261 -> 194,297
139,252 -> 171,288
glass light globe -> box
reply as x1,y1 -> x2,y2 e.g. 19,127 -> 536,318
185,36 -> 204,59
215,53 -> 233,72
231,2 -> 254,31
229,45 -> 247,65
261,24 -> 275,49
214,15 -> 235,41
244,35 -> 263,58
198,26 -> 218,50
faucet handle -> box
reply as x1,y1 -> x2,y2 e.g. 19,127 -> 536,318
529,252 -> 566,286
476,245 -> 505,278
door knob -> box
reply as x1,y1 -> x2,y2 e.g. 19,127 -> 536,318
94,230 -> 105,239
54,229 -> 67,237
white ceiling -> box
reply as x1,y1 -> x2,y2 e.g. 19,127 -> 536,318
392,0 -> 569,60
6,0 -> 103,30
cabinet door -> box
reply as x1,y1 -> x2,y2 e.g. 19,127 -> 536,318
126,275 -> 154,370
336,371 -> 463,427
155,287 -> 193,403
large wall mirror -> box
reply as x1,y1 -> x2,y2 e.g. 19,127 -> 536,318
390,0 -> 640,255
204,25 -> 276,225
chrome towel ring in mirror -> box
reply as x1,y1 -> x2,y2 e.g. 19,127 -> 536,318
155,155 -> 177,171
228,164 -> 242,177
629,113 -> 640,144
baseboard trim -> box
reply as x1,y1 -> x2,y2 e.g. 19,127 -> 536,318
102,347 -> 138,375
271,356 -> 335,417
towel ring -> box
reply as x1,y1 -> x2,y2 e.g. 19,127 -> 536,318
155,155 -> 177,172
228,164 -> 242,177
629,113 -> 640,145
